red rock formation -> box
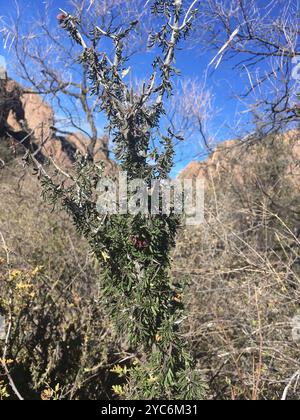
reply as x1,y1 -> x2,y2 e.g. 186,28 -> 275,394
178,133 -> 300,192
1,77 -> 114,173
178,140 -> 240,182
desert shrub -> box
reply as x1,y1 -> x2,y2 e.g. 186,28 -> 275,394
35,0 -> 205,400
174,132 -> 300,400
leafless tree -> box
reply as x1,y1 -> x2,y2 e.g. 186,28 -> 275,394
196,0 -> 300,138
167,78 -> 216,162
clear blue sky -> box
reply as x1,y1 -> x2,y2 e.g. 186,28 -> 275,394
0,0 -> 254,176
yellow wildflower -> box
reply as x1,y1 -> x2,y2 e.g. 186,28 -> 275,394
41,389 -> 53,401
9,270 -> 22,281
148,374 -> 158,384
110,364 -> 128,377
30,266 -> 44,277
16,282 -> 33,290
101,250 -> 110,262
112,385 -> 126,396
0,359 -> 14,365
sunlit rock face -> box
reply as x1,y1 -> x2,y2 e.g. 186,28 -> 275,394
178,134 -> 300,193
0,76 -> 115,174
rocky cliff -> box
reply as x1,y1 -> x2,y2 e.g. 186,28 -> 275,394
0,75 -> 113,172
179,133 -> 300,192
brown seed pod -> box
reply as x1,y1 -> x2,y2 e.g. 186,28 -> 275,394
173,293 -> 182,303
129,236 -> 149,250
57,13 -> 68,23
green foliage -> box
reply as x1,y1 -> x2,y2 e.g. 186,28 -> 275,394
38,0 -> 205,399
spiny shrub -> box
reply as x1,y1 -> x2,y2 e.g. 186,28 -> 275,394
37,0 -> 205,399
